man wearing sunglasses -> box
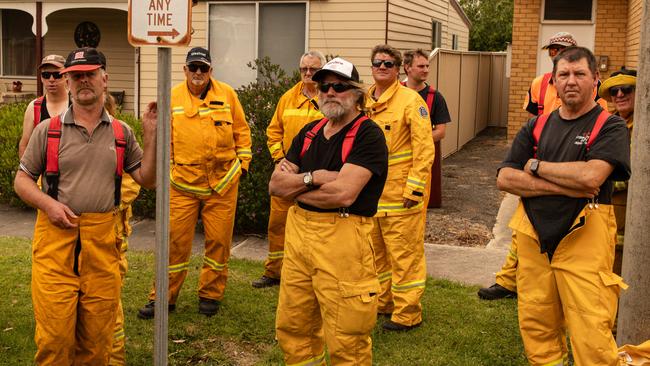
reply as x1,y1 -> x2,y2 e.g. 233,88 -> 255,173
139,47 -> 252,319
15,47 -> 157,365
272,57 -> 388,365
366,44 -> 434,331
18,54 -> 69,158
252,51 -> 325,289
598,68 -> 636,276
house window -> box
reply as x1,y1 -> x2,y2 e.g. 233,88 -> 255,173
1,10 -> 36,76
431,20 -> 442,49
209,2 -> 306,88
544,0 -> 593,21
452,34 -> 459,50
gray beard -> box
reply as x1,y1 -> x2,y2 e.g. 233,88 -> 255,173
320,101 -> 346,122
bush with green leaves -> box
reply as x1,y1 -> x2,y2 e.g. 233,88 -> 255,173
0,101 -> 30,207
235,57 -> 300,232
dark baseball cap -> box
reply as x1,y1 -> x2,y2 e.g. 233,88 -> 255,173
61,47 -> 106,74
186,47 -> 211,66
312,57 -> 360,83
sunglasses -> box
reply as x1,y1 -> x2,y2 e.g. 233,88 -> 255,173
318,82 -> 355,93
372,59 -> 396,68
187,64 -> 210,73
609,85 -> 635,96
300,67 -> 321,74
41,71 -> 63,79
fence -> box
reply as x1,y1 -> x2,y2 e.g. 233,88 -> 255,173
428,49 -> 508,157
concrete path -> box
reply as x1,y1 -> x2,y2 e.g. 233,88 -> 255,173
0,195 -> 519,288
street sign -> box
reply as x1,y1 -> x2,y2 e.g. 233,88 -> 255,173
128,0 -> 192,46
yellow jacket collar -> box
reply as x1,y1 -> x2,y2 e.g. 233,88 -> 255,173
367,80 -> 401,112
180,78 -> 225,117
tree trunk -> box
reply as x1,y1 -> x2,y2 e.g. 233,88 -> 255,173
617,0 -> 650,346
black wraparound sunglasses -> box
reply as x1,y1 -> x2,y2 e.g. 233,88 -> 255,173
372,59 -> 396,68
187,64 -> 210,73
609,85 -> 635,96
41,71 -> 63,79
318,82 -> 355,93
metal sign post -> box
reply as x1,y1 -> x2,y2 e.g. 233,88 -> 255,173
127,1 -> 192,364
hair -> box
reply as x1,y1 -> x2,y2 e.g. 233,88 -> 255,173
552,46 -> 597,77
349,87 -> 368,112
403,49 -> 429,66
104,93 -> 117,116
371,44 -> 402,68
300,50 -> 326,67
610,67 -> 637,77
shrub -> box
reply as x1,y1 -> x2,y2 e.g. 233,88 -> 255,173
235,58 -> 300,233
0,101 -> 30,207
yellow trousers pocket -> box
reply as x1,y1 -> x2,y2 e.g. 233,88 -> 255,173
336,279 -> 381,335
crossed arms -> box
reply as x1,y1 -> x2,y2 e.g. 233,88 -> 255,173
269,159 -> 372,209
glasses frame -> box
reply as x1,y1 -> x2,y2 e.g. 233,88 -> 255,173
609,85 -> 635,96
187,63 -> 211,73
41,71 -> 63,80
372,59 -> 396,68
299,67 -> 321,74
318,82 -> 355,93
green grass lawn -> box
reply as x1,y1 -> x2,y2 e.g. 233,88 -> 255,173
0,236 -> 527,365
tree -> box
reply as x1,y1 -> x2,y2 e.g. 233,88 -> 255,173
459,0 -> 514,51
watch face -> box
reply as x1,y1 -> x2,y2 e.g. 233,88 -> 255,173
303,173 -> 311,184
74,21 -> 101,48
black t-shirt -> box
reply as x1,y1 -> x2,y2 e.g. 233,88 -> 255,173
285,114 -> 388,217
500,105 -> 631,255
417,85 -> 451,126
39,96 -> 51,122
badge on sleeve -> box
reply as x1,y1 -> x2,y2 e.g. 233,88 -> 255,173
419,106 -> 429,118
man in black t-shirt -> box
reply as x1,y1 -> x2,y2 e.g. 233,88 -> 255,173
271,57 -> 388,366
497,47 -> 631,365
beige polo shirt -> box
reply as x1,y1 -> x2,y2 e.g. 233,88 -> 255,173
20,106 -> 143,214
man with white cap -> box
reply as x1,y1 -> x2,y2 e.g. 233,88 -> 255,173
272,57 -> 388,365
138,47 -> 252,319
19,54 -> 69,158
15,47 -> 157,365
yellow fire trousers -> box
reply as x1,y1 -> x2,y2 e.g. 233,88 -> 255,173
149,185 -> 238,304
371,213 -> 427,326
494,234 -> 518,292
512,203 -> 627,366
276,206 -> 380,366
109,206 -> 132,366
32,210 -> 121,366
264,195 -> 293,279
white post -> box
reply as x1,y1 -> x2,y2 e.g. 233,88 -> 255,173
154,47 -> 171,366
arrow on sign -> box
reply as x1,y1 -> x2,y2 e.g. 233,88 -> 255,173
147,28 -> 180,38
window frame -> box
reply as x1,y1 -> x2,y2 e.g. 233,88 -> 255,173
206,0 -> 309,65
541,0 -> 596,24
0,9 -> 37,78
452,34 -> 459,50
431,19 -> 442,50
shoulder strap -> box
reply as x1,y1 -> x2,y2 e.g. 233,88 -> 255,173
537,73 -> 553,116
400,81 -> 406,86
111,118 -> 127,206
33,96 -> 44,127
300,118 -> 329,159
45,115 -> 63,200
532,113 -> 551,158
341,116 -> 369,163
586,110 -> 611,150
426,86 -> 436,113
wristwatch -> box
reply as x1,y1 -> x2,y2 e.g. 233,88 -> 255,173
303,171 -> 314,189
530,159 -> 540,177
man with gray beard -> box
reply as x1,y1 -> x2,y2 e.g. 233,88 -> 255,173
270,57 -> 388,365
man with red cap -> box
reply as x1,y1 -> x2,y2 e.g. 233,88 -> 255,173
14,47 -> 157,365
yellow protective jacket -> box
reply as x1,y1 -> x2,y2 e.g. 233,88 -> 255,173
266,81 -> 322,162
367,80 -> 434,216
119,173 -> 140,209
170,78 -> 252,196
